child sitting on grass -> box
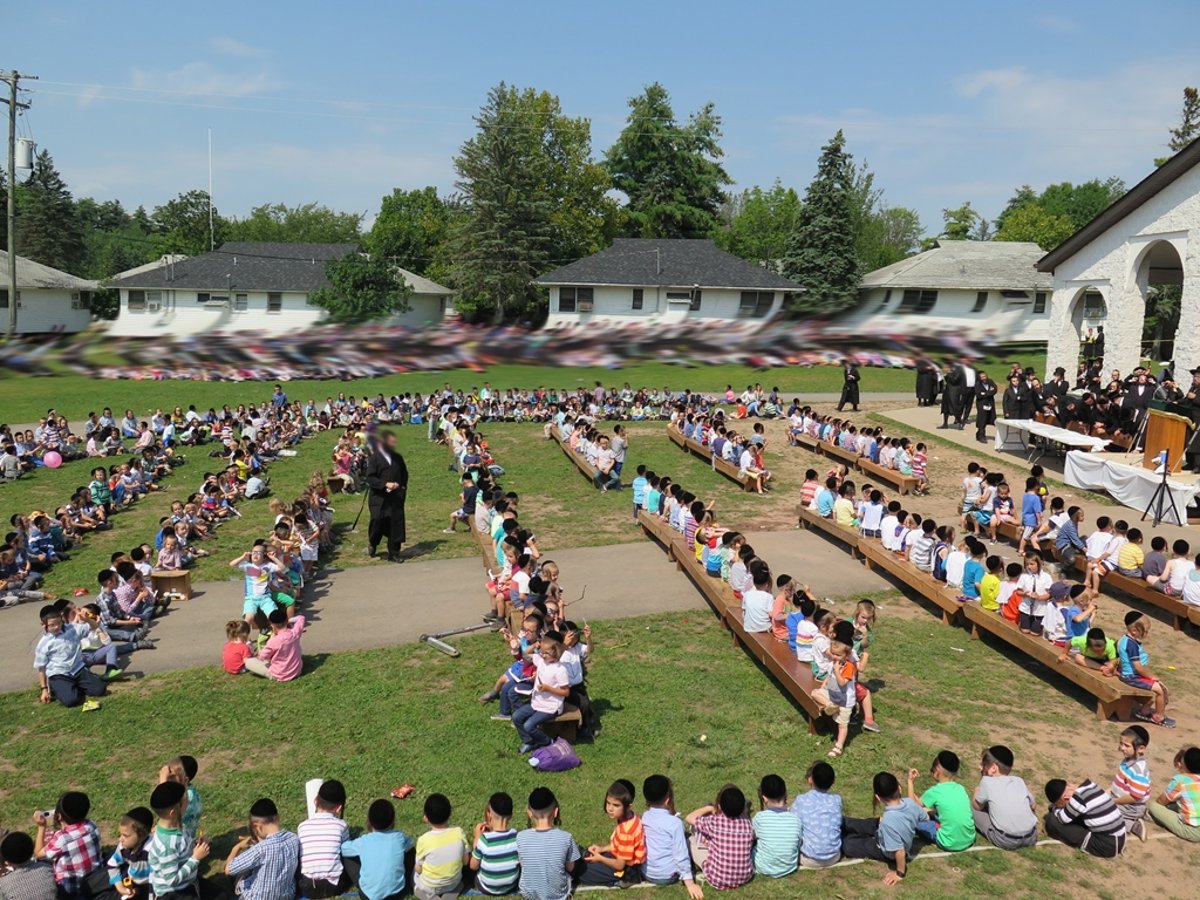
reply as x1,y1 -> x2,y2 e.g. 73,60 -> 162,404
751,775 -> 800,879
147,781 -> 210,900
907,751 -> 975,852
33,791 -> 101,898
341,799 -> 414,900
685,784 -> 754,892
222,620 -> 253,675
972,745 -> 1038,850
1118,611 -> 1175,728
414,794 -> 467,900
791,762 -> 842,868
1043,778 -> 1126,857
1149,746 -> 1200,842
841,771 -> 927,886
1111,725 -> 1152,841
580,780 -> 645,887
517,788 -> 580,900
641,775 -> 701,897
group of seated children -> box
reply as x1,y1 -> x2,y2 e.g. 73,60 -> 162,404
12,737 -> 1200,900
787,406 -> 929,494
672,413 -> 771,493
638,469 -> 881,754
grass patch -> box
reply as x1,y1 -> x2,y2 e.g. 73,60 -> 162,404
0,607 -> 1106,899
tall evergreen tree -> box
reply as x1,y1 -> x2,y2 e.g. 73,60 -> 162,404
16,150 -> 85,272
782,130 -> 860,314
605,83 -> 730,239
451,82 -> 614,323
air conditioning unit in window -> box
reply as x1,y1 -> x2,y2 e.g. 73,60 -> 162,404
577,301 -> 594,312
146,300 -> 161,312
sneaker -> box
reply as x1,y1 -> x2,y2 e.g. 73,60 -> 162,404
861,720 -> 881,733
490,714 -> 511,721
135,640 -> 156,650
518,743 -> 532,754
1156,716 -> 1178,729
441,528 -> 456,534
103,668 -> 124,682
480,690 -> 499,703
1131,819 -> 1147,842
81,699 -> 101,712
823,703 -> 839,716
1133,709 -> 1156,724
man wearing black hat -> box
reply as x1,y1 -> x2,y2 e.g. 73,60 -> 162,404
363,432 -> 409,562
224,799 -> 300,900
836,359 -> 860,413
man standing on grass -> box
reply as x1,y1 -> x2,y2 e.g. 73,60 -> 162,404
364,431 -> 409,562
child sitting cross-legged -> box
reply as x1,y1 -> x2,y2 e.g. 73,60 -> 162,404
105,807 -> 154,900
906,751 -> 976,852
223,798 -> 301,900
751,775 -> 801,879
340,798 -> 414,900
684,784 -> 754,892
579,780 -> 645,887
1149,745 -> 1200,842
516,788 -> 580,900
841,771 -> 928,886
466,792 -> 518,897
413,794 -> 467,900
1043,777 -> 1126,857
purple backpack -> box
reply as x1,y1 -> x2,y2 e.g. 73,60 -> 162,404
529,738 -> 581,772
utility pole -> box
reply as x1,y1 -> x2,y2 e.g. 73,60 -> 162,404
1,69 -> 36,340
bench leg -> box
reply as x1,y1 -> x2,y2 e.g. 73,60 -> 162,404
806,715 -> 817,736
1172,615 -> 1183,632
941,610 -> 951,626
969,623 -> 980,640
1096,698 -> 1121,722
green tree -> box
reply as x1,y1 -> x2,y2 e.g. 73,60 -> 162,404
226,202 -> 362,245
308,251 -> 411,324
451,82 -> 615,323
1156,86 -> 1200,165
713,180 -> 800,267
369,186 -> 450,276
939,202 -> 982,241
152,190 -> 228,256
857,206 -> 924,271
782,130 -> 860,314
993,178 -> 1124,248
16,150 -> 85,272
605,82 -> 730,239
993,203 -> 1076,250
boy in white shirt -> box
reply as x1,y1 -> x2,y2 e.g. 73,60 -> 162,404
741,568 -> 775,633
1084,516 -> 1117,592
859,490 -> 885,539
1016,555 -> 1053,635
879,503 -> 902,551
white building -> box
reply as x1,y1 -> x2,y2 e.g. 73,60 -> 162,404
534,238 -> 801,327
1038,138 -> 1200,377
106,241 -> 453,337
832,240 -> 1053,344
0,250 -> 97,333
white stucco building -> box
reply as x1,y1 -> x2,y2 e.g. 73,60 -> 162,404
831,240 -> 1053,344
534,238 -> 801,327
0,250 -> 97,333
106,241 -> 453,337
1038,138 -> 1200,376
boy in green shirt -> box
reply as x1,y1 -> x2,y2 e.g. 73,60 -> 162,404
1060,627 -> 1118,676
907,751 -> 976,851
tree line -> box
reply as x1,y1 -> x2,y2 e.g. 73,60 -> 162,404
4,82 -> 1196,325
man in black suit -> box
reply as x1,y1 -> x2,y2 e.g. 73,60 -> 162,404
837,359 -> 861,412
939,360 -> 963,429
364,431 -> 409,561
974,372 -> 997,442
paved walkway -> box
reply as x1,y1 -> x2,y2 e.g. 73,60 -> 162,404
0,528 -> 889,694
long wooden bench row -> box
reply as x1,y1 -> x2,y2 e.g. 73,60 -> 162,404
796,433 -> 920,495
795,504 -> 859,557
637,510 -> 827,731
444,442 -> 497,572
993,521 -> 1200,632
796,508 -> 1153,720
666,425 -> 754,492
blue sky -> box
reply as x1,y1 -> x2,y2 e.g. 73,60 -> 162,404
12,1 -> 1200,235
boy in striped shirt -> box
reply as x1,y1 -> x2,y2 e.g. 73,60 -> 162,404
1111,726 -> 1152,840
297,780 -> 351,898
148,781 -> 210,900
468,793 -> 519,896
1043,779 -> 1126,858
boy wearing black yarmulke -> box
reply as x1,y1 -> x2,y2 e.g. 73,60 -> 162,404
147,781 -> 209,900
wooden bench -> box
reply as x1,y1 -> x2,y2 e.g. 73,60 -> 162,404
666,427 -> 754,492
818,440 -> 861,469
795,505 -> 860,557
856,539 -> 963,625
959,602 -> 1153,721
542,702 -> 584,741
151,569 -> 192,601
857,458 -> 919,496
793,432 -> 819,452
637,510 -> 687,565
723,605 -> 827,732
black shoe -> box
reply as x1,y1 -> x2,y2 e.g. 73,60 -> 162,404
367,547 -> 378,558
937,424 -> 950,429
387,554 -> 403,563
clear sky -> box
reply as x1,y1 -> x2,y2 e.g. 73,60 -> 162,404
11,0 -> 1200,235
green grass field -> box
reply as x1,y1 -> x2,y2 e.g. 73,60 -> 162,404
0,609 -> 1113,899
0,354 -> 1046,425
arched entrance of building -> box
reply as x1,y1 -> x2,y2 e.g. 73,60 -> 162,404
1069,287 -> 1107,370
1135,240 -> 1184,365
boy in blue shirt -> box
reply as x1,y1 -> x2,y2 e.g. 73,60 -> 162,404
1117,611 -> 1175,728
1017,476 -> 1043,555
631,465 -> 648,521
342,799 -> 413,900
786,596 -> 816,653
958,540 -> 987,602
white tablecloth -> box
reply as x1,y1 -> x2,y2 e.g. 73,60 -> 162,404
1063,450 -> 1199,526
994,418 -> 1110,453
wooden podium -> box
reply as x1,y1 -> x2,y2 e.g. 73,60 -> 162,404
1143,409 -> 1190,472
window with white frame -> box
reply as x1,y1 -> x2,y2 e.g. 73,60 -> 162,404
738,291 -> 774,318
267,292 -> 283,313
127,290 -> 146,311
1033,292 -> 1047,314
558,286 -> 593,313
897,289 -> 938,313
235,293 -> 249,311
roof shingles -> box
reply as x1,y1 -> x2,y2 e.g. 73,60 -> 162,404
534,239 -> 802,291
107,242 -> 358,293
